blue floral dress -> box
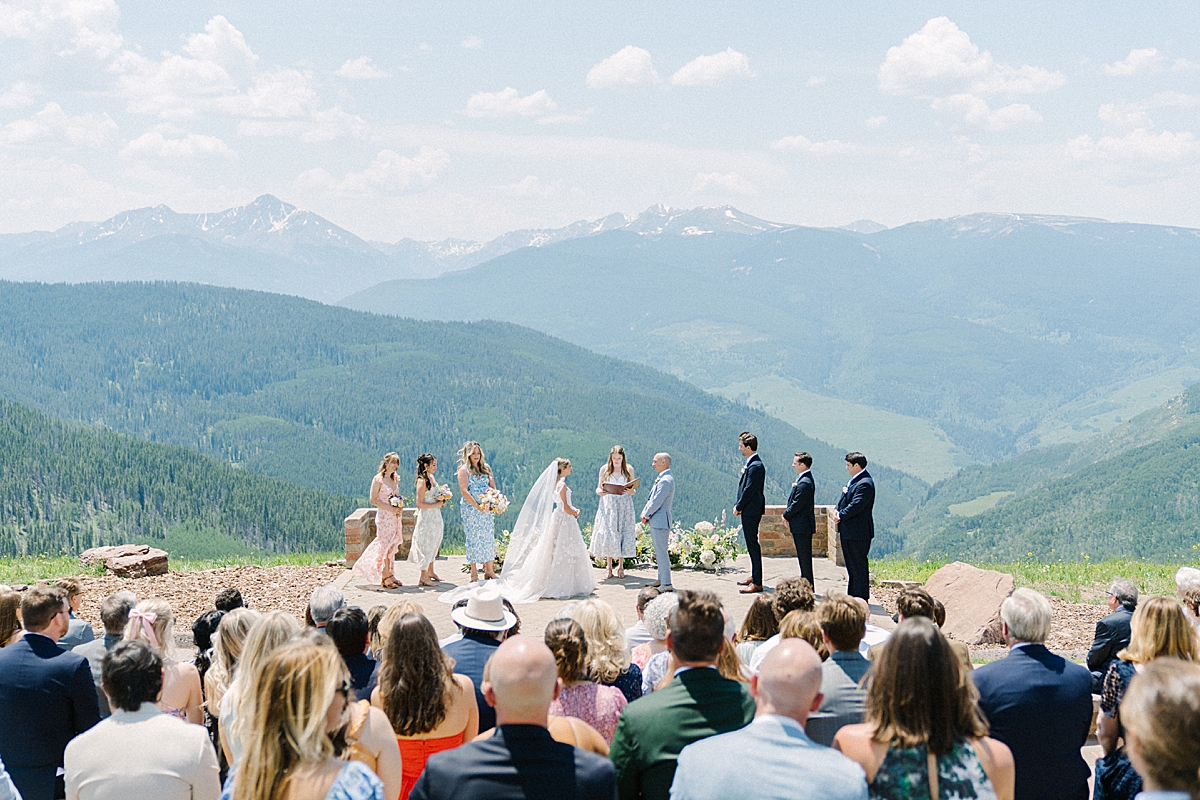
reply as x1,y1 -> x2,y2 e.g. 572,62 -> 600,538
589,472 -> 637,558
461,473 -> 497,564
221,760 -> 384,800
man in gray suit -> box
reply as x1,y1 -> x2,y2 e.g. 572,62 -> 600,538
805,594 -> 870,747
641,452 -> 675,590
72,591 -> 137,718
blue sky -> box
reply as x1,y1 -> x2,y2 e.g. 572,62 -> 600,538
1,1 -> 1198,240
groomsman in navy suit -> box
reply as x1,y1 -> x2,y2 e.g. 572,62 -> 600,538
782,452 -> 816,588
734,432 -> 767,594
833,452 -> 874,601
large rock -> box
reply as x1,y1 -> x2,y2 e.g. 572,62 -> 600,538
924,561 -> 1014,645
79,544 -> 169,578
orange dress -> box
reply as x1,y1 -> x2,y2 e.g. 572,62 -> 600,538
397,732 -> 464,800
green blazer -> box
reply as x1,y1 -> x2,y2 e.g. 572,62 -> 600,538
609,666 -> 755,800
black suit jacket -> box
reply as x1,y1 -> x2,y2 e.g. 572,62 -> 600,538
972,643 -> 1093,800
0,633 -> 101,800
782,471 -> 815,535
443,631 -> 503,731
735,454 -> 766,517
834,471 -> 875,541
409,724 -> 616,800
1086,606 -> 1133,676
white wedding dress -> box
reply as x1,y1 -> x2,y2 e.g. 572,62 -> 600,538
440,461 -> 595,604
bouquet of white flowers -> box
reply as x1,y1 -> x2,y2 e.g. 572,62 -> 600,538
479,487 -> 509,514
388,495 -> 405,509
433,483 -> 453,505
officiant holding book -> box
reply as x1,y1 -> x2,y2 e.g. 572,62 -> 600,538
589,445 -> 640,579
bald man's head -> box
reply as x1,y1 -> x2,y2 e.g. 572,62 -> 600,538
752,639 -> 825,725
483,636 -> 561,725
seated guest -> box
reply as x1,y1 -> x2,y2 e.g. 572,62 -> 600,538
834,618 -> 1014,800
365,605 -> 388,658
220,634 -> 385,800
442,587 -> 517,732
716,608 -> 748,684
326,607 -> 375,694
54,578 -> 96,651
1095,596 -> 1198,800
749,577 -> 816,672
1175,566 -> 1200,598
0,754 -> 18,800
735,594 -> 778,666
971,588 -> 1092,800
220,611 -> 301,764
1184,585 -> 1200,636
331,684 -> 404,800
410,637 -> 616,800
213,589 -> 244,613
0,586 -> 24,647
123,598 -> 204,724
545,619 -> 627,743
364,600 -> 425,697
1120,659 -> 1200,800
672,640 -> 868,800
610,589 -> 756,800
779,610 -> 828,660
191,609 -> 225,688
0,586 -> 101,800
626,587 -> 660,651
572,598 -> 642,702
1087,577 -> 1138,693
805,594 -> 870,747
639,592 -> 680,694
373,612 -> 478,800
65,640 -> 220,800
73,591 -> 137,718
203,607 -> 259,758
868,587 -> 971,672
307,584 -> 345,629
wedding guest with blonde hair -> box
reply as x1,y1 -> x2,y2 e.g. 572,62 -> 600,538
224,633 -> 385,800
352,452 -> 405,589
779,610 -> 829,661
204,608 -> 259,725
220,610 -> 301,764
458,441 -> 499,583
1121,658 -> 1200,800
590,445 -> 638,579
571,598 -> 642,702
123,598 -> 203,724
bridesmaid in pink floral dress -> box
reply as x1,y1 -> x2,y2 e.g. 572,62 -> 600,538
352,452 -> 405,589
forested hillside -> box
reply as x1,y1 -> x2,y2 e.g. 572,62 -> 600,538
0,399 -> 357,558
0,282 -> 926,552
895,386 -> 1200,560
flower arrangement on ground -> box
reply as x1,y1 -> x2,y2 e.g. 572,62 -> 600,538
462,528 -> 512,573
633,514 -> 741,571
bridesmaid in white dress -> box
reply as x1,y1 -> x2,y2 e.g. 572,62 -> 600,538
589,445 -> 637,579
408,452 -> 446,587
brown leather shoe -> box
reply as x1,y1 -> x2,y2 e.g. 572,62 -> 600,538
739,584 -> 764,594
736,577 -> 753,586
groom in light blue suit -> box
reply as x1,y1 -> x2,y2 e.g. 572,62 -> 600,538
640,452 -> 675,589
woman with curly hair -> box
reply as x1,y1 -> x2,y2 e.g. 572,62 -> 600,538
571,598 -> 642,702
545,619 -> 627,744
371,612 -> 477,799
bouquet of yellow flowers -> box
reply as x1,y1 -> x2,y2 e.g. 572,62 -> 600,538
479,487 -> 509,514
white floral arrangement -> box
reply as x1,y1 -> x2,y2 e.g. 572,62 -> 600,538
479,487 -> 509,514
638,511 -> 739,571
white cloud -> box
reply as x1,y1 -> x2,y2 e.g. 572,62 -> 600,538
183,15 -> 258,72
461,35 -> 483,50
464,87 -> 557,118
536,108 -> 594,125
0,81 -> 43,108
335,56 -> 389,80
772,135 -> 857,155
0,101 -> 117,148
865,115 -> 887,129
498,175 -> 562,198
931,94 -> 1042,130
806,76 -> 826,87
1067,128 -> 1197,163
1098,92 -> 1198,130
296,146 -> 450,195
1103,48 -> 1162,76
237,106 -> 369,142
586,46 -> 659,88
0,0 -> 122,58
693,171 -> 756,195
1175,58 -> 1200,71
879,17 -> 1064,96
671,48 -> 755,86
120,124 -> 236,160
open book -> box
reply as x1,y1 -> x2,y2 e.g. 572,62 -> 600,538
601,477 -> 641,494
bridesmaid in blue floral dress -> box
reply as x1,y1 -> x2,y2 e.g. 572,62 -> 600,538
457,441 -> 499,583
589,445 -> 638,579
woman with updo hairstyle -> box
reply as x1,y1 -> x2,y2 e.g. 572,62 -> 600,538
225,633 -> 385,800
123,597 -> 204,724
409,453 -> 448,587
545,618 -> 627,744
352,452 -> 405,589
1121,658 -> 1200,800
457,441 -> 499,583
834,617 -> 1014,800
371,612 -> 476,800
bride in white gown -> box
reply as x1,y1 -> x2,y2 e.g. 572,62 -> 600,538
441,457 -> 595,604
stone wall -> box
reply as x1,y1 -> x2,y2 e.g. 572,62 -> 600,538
344,507 -> 416,568
755,504 -> 842,566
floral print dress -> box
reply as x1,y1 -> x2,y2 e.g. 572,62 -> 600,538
351,479 -> 404,584
461,473 -> 496,564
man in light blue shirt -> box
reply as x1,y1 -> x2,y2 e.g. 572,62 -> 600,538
669,639 -> 867,800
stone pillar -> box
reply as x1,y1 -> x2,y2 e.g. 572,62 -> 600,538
344,507 -> 417,567
754,505 -> 834,559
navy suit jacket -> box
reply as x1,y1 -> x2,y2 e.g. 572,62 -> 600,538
735,454 -> 766,517
834,472 -> 875,541
971,643 -> 1093,800
409,724 -> 616,800
1086,606 -> 1132,677
782,471 -> 815,536
0,633 -> 101,800
443,631 -> 503,732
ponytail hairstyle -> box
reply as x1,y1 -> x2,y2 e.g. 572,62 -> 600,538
459,441 -> 491,477
556,458 -> 571,478
603,445 -> 632,482
416,453 -> 436,491
378,452 -> 400,479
